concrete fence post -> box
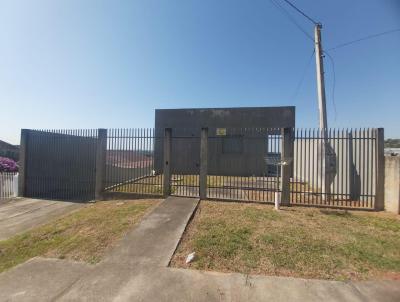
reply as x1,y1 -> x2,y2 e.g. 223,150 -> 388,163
200,127 -> 208,199
280,127 -> 293,206
95,128 -> 107,200
18,129 -> 29,197
375,128 -> 385,211
163,128 -> 172,197
384,155 -> 400,214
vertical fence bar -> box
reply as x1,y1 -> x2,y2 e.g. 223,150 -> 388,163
360,129 -> 364,207
200,127 -> 208,200
375,128 -> 385,210
280,127 -> 292,206
95,129 -> 107,200
340,128 -> 344,206
163,128 -> 172,196
368,130 -> 372,207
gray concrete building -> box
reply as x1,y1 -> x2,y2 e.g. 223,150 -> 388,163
154,107 -> 295,176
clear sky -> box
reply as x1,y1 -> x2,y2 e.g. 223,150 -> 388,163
1,0 -> 399,144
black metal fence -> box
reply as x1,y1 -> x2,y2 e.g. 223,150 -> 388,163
19,127 -> 383,210
170,129 -> 200,198
104,128 -> 163,196
22,129 -> 97,201
207,128 -> 282,203
291,128 -> 378,209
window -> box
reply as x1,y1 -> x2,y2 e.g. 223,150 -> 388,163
222,136 -> 243,154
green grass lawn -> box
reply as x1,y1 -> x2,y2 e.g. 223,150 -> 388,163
171,201 -> 400,281
0,199 -> 158,274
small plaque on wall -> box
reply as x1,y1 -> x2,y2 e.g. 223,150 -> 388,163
216,128 -> 227,136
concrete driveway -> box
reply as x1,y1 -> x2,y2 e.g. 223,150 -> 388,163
0,198 -> 84,240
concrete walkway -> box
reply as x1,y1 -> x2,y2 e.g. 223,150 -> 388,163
0,198 -> 84,240
0,197 -> 399,302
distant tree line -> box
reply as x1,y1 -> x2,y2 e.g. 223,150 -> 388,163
385,139 -> 400,148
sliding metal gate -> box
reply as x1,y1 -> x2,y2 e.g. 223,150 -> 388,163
22,129 -> 97,201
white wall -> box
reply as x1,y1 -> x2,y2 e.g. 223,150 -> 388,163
293,129 -> 377,204
0,173 -> 18,199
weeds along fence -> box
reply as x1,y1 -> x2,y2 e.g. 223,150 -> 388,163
18,127 -> 384,210
0,172 -> 18,199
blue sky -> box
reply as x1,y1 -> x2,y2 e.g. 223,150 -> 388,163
1,0 -> 399,144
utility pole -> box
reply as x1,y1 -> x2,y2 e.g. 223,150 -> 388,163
314,23 -> 328,130
314,23 -> 331,199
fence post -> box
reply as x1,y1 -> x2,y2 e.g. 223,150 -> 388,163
18,129 -> 29,197
280,127 -> 293,206
163,128 -> 172,197
375,128 -> 385,211
95,129 -> 107,200
200,127 -> 208,199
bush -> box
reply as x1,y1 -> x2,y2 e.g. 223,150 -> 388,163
0,157 -> 18,172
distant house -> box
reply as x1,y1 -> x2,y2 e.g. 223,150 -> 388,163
0,140 -> 19,161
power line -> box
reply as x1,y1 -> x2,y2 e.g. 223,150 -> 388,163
323,50 -> 337,121
292,49 -> 315,100
327,28 -> 400,51
269,0 -> 314,42
281,0 -> 318,25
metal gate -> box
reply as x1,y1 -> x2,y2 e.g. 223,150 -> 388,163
170,129 -> 200,197
104,128 -> 164,196
22,129 -> 97,201
18,127 -> 384,210
206,128 -> 282,203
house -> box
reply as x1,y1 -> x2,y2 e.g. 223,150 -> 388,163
0,140 -> 19,161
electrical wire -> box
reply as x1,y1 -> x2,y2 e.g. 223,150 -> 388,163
327,28 -> 400,51
292,49 -> 315,100
269,0 -> 314,42
281,0 -> 318,25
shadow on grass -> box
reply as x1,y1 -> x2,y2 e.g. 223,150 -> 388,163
319,209 -> 352,218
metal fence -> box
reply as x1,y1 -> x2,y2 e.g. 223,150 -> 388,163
0,172 -> 18,199
291,128 -> 378,209
170,128 -> 200,198
207,128 -> 282,203
104,129 -> 164,196
22,129 -> 97,201
19,127 -> 383,210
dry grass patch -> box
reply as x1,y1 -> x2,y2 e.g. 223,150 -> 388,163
171,201 -> 400,281
110,175 -> 164,194
0,199 -> 159,273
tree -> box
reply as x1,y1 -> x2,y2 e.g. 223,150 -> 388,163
0,157 -> 18,172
